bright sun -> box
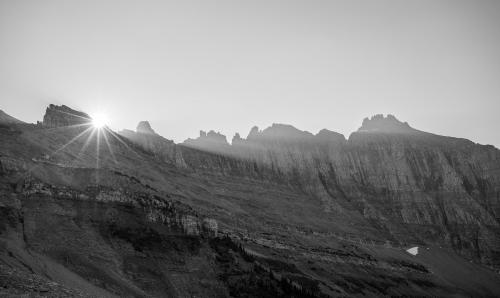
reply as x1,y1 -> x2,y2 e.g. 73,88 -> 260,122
91,113 -> 109,128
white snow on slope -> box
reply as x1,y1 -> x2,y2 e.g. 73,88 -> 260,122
406,246 -> 419,256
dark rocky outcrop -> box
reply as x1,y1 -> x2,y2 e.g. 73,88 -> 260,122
42,104 -> 91,128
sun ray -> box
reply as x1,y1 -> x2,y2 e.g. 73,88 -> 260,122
29,112 -> 135,179
74,128 -> 97,165
43,122 -> 92,132
53,109 -> 93,121
104,127 -> 142,158
101,128 -> 118,164
49,126 -> 94,157
25,126 -> 93,174
95,128 -> 101,183
91,113 -> 109,128
96,128 -> 101,168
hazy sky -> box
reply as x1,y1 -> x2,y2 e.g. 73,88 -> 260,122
1,0 -> 499,146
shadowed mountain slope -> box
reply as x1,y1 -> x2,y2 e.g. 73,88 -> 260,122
179,114 -> 500,268
1,107 -> 499,297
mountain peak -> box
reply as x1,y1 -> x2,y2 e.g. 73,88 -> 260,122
357,114 -> 415,133
183,130 -> 230,151
247,123 -> 315,140
136,121 -> 156,134
42,104 -> 91,128
316,129 -> 346,143
247,126 -> 260,139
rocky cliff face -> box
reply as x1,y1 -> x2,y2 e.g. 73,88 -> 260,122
113,116 -> 500,269
0,169 -> 240,297
175,115 -> 500,268
0,124 -> 335,297
340,131 -> 500,262
42,104 -> 92,128
3,107 -> 499,297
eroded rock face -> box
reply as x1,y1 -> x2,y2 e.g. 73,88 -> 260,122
0,161 -> 343,297
42,104 -> 91,128
122,116 -> 500,269
177,116 -> 500,267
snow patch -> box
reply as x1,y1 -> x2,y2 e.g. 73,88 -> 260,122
406,246 -> 419,256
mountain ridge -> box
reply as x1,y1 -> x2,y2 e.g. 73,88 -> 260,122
1,106 -> 497,149
1,104 -> 500,296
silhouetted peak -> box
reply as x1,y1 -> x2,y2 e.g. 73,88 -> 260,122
315,129 -> 346,143
183,130 -> 229,149
136,121 -> 156,134
265,123 -> 314,138
247,123 -> 314,141
232,133 -> 244,145
357,114 -> 415,133
243,123 -> 346,145
42,104 -> 91,128
247,126 -> 260,139
206,130 -> 228,143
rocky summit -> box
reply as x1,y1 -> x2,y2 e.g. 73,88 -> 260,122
1,106 -> 500,297
357,114 -> 416,133
183,130 -> 230,153
42,104 -> 92,128
136,121 -> 156,135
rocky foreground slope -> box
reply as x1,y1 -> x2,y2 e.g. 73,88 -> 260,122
1,105 -> 500,297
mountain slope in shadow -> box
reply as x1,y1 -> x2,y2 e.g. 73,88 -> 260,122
0,106 -> 499,297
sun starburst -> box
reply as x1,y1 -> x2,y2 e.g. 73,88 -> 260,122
30,108 -> 146,185
91,113 -> 109,129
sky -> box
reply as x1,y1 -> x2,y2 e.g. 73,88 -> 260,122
1,0 -> 499,147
